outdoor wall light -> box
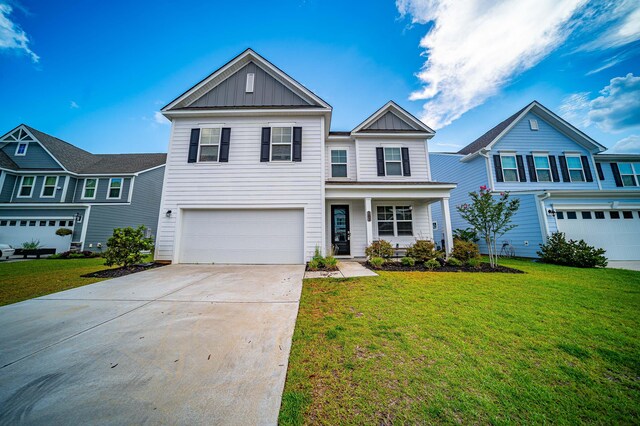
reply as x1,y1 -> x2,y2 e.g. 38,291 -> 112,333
547,209 -> 556,217
166,210 -> 172,218
366,211 -> 372,222
74,213 -> 82,222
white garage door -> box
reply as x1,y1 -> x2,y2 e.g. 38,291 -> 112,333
179,209 -> 304,264
0,218 -> 73,253
556,209 -> 640,260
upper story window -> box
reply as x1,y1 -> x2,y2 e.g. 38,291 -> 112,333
618,163 -> 640,186
15,142 -> 28,156
534,155 -> 552,182
566,155 -> 585,182
83,178 -> 97,199
41,176 -> 57,197
199,128 -> 221,162
384,147 -> 402,176
377,205 -> 413,236
108,178 -> 123,199
331,149 -> 347,178
18,176 -> 35,197
500,155 -> 518,182
271,127 -> 292,161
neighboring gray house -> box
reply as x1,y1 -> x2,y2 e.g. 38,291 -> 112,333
0,125 -> 166,252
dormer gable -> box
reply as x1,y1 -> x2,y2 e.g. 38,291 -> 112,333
0,124 -> 63,170
352,101 -> 434,136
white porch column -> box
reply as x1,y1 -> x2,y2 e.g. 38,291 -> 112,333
365,197 -> 373,247
440,197 -> 454,255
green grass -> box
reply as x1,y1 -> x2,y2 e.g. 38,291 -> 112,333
0,258 -> 113,306
279,259 -> 640,425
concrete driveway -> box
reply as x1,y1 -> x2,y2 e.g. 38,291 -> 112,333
0,264 -> 304,425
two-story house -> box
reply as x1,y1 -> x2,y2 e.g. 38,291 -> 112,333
0,125 -> 166,253
155,49 -> 456,264
430,101 -> 640,261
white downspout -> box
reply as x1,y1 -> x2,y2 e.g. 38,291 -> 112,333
538,192 -> 551,243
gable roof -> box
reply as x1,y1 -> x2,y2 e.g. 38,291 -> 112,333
162,48 -> 331,112
457,101 -> 606,157
0,150 -> 18,169
77,153 -> 167,174
352,101 -> 434,135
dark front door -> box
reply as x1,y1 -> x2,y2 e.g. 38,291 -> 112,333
331,205 -> 350,255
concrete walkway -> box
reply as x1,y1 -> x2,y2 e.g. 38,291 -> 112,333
0,264 -> 304,425
304,261 -> 378,279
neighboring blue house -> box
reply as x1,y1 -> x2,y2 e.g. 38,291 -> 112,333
0,124 -> 166,253
431,101 -> 640,261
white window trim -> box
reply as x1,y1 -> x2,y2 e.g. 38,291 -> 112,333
40,176 -> 58,198
533,154 -> 552,182
245,73 -> 255,93
500,154 -> 519,182
566,154 -> 585,182
330,148 -> 349,178
270,126 -> 293,162
376,205 -> 414,237
15,142 -> 28,156
107,178 -> 123,199
197,127 -> 222,163
81,178 -> 98,200
383,146 -> 403,177
618,162 -> 639,187
17,175 -> 35,198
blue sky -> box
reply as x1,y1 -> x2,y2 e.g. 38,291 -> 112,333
0,0 -> 638,154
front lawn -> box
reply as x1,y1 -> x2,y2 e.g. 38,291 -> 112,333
0,258 -> 113,306
280,259 -> 640,424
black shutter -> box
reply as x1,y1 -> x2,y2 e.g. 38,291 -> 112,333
516,155 -> 527,182
581,156 -> 593,182
493,155 -> 504,182
558,156 -> 570,182
188,129 -> 200,163
596,162 -> 604,180
376,147 -> 385,176
611,163 -> 623,187
260,128 -> 271,162
219,128 -> 231,162
526,155 -> 537,182
401,147 -> 411,176
549,155 -> 560,182
292,127 -> 302,162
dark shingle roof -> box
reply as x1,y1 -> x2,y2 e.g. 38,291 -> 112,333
23,125 -> 97,172
457,103 -> 532,155
0,150 -> 18,169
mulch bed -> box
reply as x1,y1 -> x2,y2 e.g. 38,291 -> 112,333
368,261 -> 524,274
82,262 -> 166,278
305,264 -> 339,272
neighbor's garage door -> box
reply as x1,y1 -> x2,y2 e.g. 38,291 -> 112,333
178,209 -> 304,264
556,209 -> 640,260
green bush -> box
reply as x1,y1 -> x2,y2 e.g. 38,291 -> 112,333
22,240 -> 41,250
401,257 -> 415,267
104,226 -> 154,267
446,257 -> 463,267
453,228 -> 479,243
368,257 -> 385,269
48,250 -> 98,260
323,256 -> 338,268
451,239 -> 480,263
307,259 -> 321,271
537,232 -> 607,268
365,240 -> 394,259
424,259 -> 440,270
466,257 -> 482,268
55,227 -> 73,237
406,240 -> 437,262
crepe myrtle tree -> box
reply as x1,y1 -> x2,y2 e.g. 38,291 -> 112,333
457,186 -> 520,268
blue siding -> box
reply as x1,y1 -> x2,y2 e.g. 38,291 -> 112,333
72,177 -> 132,203
11,175 -> 68,203
596,160 -> 640,190
0,173 -> 16,202
492,112 -> 599,191
0,142 -> 62,170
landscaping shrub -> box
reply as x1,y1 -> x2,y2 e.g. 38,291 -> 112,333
365,240 -> 394,259
466,257 -> 482,268
453,228 -> 479,243
451,239 -> 480,263
406,240 -> 437,262
368,257 -> 385,269
537,232 -> 607,268
104,226 -> 154,267
401,257 -> 415,267
446,257 -> 462,267
307,259 -> 321,271
22,240 -> 41,250
323,256 -> 338,268
55,228 -> 73,237
49,250 -> 99,259
424,259 -> 440,270
312,246 -> 326,268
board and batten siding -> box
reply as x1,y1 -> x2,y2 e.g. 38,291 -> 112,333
356,137 -> 430,181
156,115 -> 325,262
325,140 -> 357,181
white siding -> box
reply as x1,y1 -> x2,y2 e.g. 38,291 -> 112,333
356,137 -> 430,181
325,140 -> 357,181
156,115 -> 324,262
372,200 -> 433,248
325,199 -> 366,257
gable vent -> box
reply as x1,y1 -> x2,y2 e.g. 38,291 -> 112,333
529,119 -> 539,131
245,73 -> 255,93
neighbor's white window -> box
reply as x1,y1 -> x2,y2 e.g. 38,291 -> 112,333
18,176 -> 35,197
566,155 -> 585,182
618,163 -> 639,186
534,155 -> 552,182
83,178 -> 97,199
500,155 -> 518,182
330,149 -> 347,178
271,127 -> 292,161
384,147 -> 402,176
15,142 -> 28,156
107,178 -> 123,199
41,176 -> 57,197
376,205 -> 413,237
199,128 -> 221,162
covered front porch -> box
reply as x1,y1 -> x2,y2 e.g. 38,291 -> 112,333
324,182 -> 456,258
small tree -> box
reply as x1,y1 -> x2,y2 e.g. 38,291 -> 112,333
457,186 -> 520,268
104,226 -> 153,267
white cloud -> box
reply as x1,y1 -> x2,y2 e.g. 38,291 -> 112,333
558,92 -> 591,127
0,3 -> 38,63
154,111 -> 168,125
578,0 -> 640,51
70,101 -> 79,109
609,135 -> 640,153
